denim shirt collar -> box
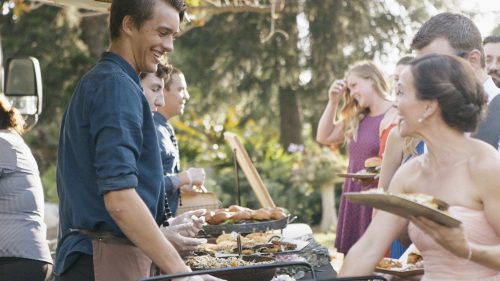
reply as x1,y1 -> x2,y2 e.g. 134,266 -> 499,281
153,111 -> 169,125
100,51 -> 141,87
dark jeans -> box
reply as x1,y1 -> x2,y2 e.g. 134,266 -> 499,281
55,254 -> 94,281
0,257 -> 52,281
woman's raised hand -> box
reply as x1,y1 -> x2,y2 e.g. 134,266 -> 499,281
328,79 -> 347,102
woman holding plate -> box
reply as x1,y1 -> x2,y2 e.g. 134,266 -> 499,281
339,54 -> 500,280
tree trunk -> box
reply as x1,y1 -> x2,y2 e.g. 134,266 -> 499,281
80,15 -> 108,59
278,86 -> 304,149
320,182 -> 337,232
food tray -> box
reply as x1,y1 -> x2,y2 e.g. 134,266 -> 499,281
345,192 -> 461,227
202,216 -> 288,235
214,238 -> 311,257
190,256 -> 276,281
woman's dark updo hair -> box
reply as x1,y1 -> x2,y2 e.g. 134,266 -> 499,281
0,94 -> 24,134
409,54 -> 487,132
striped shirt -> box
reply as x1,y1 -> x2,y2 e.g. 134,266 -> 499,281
0,130 -> 52,263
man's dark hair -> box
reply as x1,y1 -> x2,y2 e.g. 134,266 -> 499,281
484,35 -> 500,45
140,62 -> 172,80
109,0 -> 186,41
411,12 -> 485,67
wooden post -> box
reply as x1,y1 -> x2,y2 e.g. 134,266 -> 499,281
224,132 -> 276,208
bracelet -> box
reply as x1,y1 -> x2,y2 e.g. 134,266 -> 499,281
186,171 -> 193,186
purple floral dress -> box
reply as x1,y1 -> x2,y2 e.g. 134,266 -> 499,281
335,113 -> 384,254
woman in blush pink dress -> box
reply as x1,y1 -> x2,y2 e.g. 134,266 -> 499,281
316,61 -> 396,254
339,54 -> 500,280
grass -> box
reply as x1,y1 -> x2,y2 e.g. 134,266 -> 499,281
311,227 -> 344,272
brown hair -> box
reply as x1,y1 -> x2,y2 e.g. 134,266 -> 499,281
410,54 -> 487,132
164,67 -> 184,90
109,0 -> 186,41
0,94 -> 24,134
340,61 -> 390,141
411,12 -> 485,67
139,62 -> 172,80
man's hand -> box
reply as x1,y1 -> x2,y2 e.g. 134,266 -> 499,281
185,168 -> 205,186
162,223 -> 207,253
168,209 -> 206,237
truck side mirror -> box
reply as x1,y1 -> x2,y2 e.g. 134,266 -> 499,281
4,57 -> 43,115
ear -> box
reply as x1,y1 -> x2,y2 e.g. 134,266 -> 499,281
121,15 -> 136,37
465,49 -> 483,71
423,100 -> 439,118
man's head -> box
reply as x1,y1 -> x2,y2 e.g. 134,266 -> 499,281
157,68 -> 189,119
109,0 -> 185,73
411,13 -> 485,73
140,62 -> 171,111
484,35 -> 500,87
110,0 -> 185,41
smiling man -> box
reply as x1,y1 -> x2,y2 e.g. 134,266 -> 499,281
54,0 -> 203,280
484,35 -> 500,88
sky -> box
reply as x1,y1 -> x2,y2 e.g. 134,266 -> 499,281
460,0 -> 500,36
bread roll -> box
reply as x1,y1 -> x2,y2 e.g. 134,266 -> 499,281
232,210 -> 253,221
207,211 -> 232,225
252,209 -> 271,220
270,210 -> 286,220
203,210 -> 214,222
364,157 -> 382,173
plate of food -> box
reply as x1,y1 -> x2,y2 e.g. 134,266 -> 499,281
185,255 -> 276,281
375,244 -> 424,277
197,232 -> 310,257
337,157 -> 380,180
345,189 -> 461,227
202,206 -> 289,235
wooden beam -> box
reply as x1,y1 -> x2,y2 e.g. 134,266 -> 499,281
224,132 -> 275,208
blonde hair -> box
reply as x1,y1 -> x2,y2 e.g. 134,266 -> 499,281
403,137 -> 421,157
340,61 -> 390,141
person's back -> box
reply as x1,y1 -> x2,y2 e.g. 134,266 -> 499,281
0,95 -> 52,281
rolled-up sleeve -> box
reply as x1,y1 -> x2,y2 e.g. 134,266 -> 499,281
88,76 -> 144,194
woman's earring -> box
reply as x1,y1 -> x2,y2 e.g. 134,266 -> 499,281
417,117 -> 423,123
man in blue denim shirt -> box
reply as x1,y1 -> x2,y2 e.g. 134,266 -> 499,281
154,67 -> 206,215
54,0 -> 200,280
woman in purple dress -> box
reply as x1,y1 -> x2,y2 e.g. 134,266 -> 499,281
317,61 -> 396,254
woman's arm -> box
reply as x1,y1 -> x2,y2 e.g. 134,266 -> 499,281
316,80 -> 346,145
339,165 -> 412,276
378,129 -> 405,190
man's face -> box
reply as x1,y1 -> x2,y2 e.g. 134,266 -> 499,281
484,42 -> 500,87
141,73 -> 165,112
163,73 -> 189,118
415,38 -> 456,57
129,1 -> 180,73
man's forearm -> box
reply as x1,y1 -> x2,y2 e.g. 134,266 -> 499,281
104,188 -> 190,274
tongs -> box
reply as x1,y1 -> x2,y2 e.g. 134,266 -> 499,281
236,233 -> 243,259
